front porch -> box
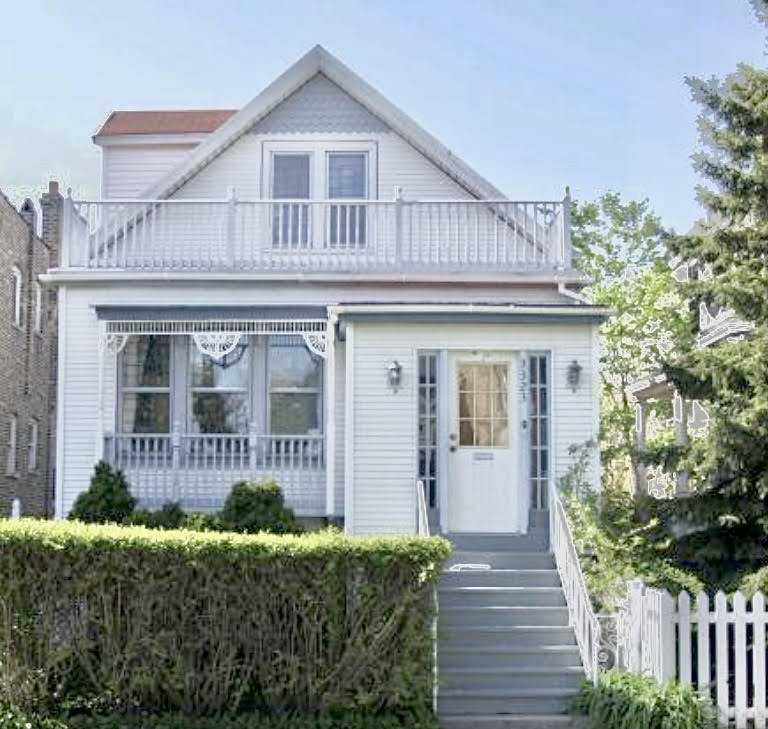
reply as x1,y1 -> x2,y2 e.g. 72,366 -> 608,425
92,307 -> 333,518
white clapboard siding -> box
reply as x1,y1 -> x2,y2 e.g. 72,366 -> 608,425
623,584 -> 768,728
102,145 -> 199,199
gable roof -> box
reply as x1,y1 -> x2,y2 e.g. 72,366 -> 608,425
140,45 -> 506,200
95,110 -> 236,137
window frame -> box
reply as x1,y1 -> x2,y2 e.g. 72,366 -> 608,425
11,266 -> 23,329
33,282 -> 43,334
187,337 -> 252,435
27,419 -> 38,472
267,336 -> 324,435
6,415 -> 17,475
117,335 -> 173,435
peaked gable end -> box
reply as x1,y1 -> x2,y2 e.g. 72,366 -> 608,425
251,74 -> 388,135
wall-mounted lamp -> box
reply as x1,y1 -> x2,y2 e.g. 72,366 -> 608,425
387,360 -> 403,392
567,360 -> 582,392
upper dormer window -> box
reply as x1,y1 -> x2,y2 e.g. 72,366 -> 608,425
267,143 -> 374,250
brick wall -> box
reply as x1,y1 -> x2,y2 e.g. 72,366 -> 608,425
0,183 -> 60,516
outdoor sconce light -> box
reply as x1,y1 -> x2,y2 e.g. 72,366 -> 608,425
387,360 -> 403,392
567,360 -> 582,392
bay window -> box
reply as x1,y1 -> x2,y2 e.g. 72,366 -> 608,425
116,335 -> 323,439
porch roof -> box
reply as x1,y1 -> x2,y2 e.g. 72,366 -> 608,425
94,305 -> 328,336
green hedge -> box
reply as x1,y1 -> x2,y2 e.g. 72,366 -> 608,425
572,670 -> 717,729
0,704 -> 438,729
0,519 -> 451,719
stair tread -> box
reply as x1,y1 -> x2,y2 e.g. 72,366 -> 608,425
440,645 -> 580,654
442,666 -> 584,675
441,605 -> 568,611
439,687 -> 580,697
440,586 -> 563,592
439,716 -> 585,723
443,568 -> 558,574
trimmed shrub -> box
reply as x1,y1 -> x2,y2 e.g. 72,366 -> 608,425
128,503 -> 186,530
572,670 -> 717,729
70,462 -> 136,524
0,519 -> 450,719
219,480 -> 303,534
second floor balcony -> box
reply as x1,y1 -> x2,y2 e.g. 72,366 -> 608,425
62,193 -> 573,275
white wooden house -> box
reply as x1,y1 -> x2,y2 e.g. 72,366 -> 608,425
44,46 -> 606,536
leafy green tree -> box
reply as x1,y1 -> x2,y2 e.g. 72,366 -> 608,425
571,193 -> 692,494
650,1 -> 768,585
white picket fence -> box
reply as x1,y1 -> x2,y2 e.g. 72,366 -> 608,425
621,580 -> 768,727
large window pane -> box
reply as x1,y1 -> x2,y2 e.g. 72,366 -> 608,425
191,393 -> 248,434
121,392 -> 170,433
272,154 -> 310,247
268,337 -> 322,435
270,393 -> 319,434
273,154 -> 310,198
268,340 -> 321,388
328,153 -> 367,247
328,153 -> 366,198
189,339 -> 250,435
190,343 -> 250,388
121,336 -> 170,387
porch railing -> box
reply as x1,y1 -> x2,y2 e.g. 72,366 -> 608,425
63,194 -> 572,273
103,432 -> 325,513
549,478 -> 601,684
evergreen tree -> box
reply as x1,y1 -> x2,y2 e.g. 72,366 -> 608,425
654,1 -> 768,586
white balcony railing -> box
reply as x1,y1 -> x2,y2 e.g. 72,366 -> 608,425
62,194 -> 572,273
103,432 -> 325,514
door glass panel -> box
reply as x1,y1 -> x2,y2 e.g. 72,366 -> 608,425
457,363 -> 509,447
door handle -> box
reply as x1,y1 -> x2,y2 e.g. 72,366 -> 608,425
449,445 -> 457,453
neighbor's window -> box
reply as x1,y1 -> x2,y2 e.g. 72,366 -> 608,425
327,152 -> 367,247
188,339 -> 250,434
6,415 -> 17,475
34,282 -> 43,334
272,153 -> 310,247
11,267 -> 22,328
119,335 -> 171,433
268,336 -> 322,434
27,419 -> 38,472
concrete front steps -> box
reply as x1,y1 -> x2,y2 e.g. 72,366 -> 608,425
437,521 -> 586,728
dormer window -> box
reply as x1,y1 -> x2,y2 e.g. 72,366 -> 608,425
266,142 -> 376,250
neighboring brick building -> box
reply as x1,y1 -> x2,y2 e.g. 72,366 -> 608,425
0,182 -> 61,516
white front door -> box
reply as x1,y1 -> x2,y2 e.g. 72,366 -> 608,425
447,352 -> 523,533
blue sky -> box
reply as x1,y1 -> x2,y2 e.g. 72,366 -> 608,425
1,0 -> 764,232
